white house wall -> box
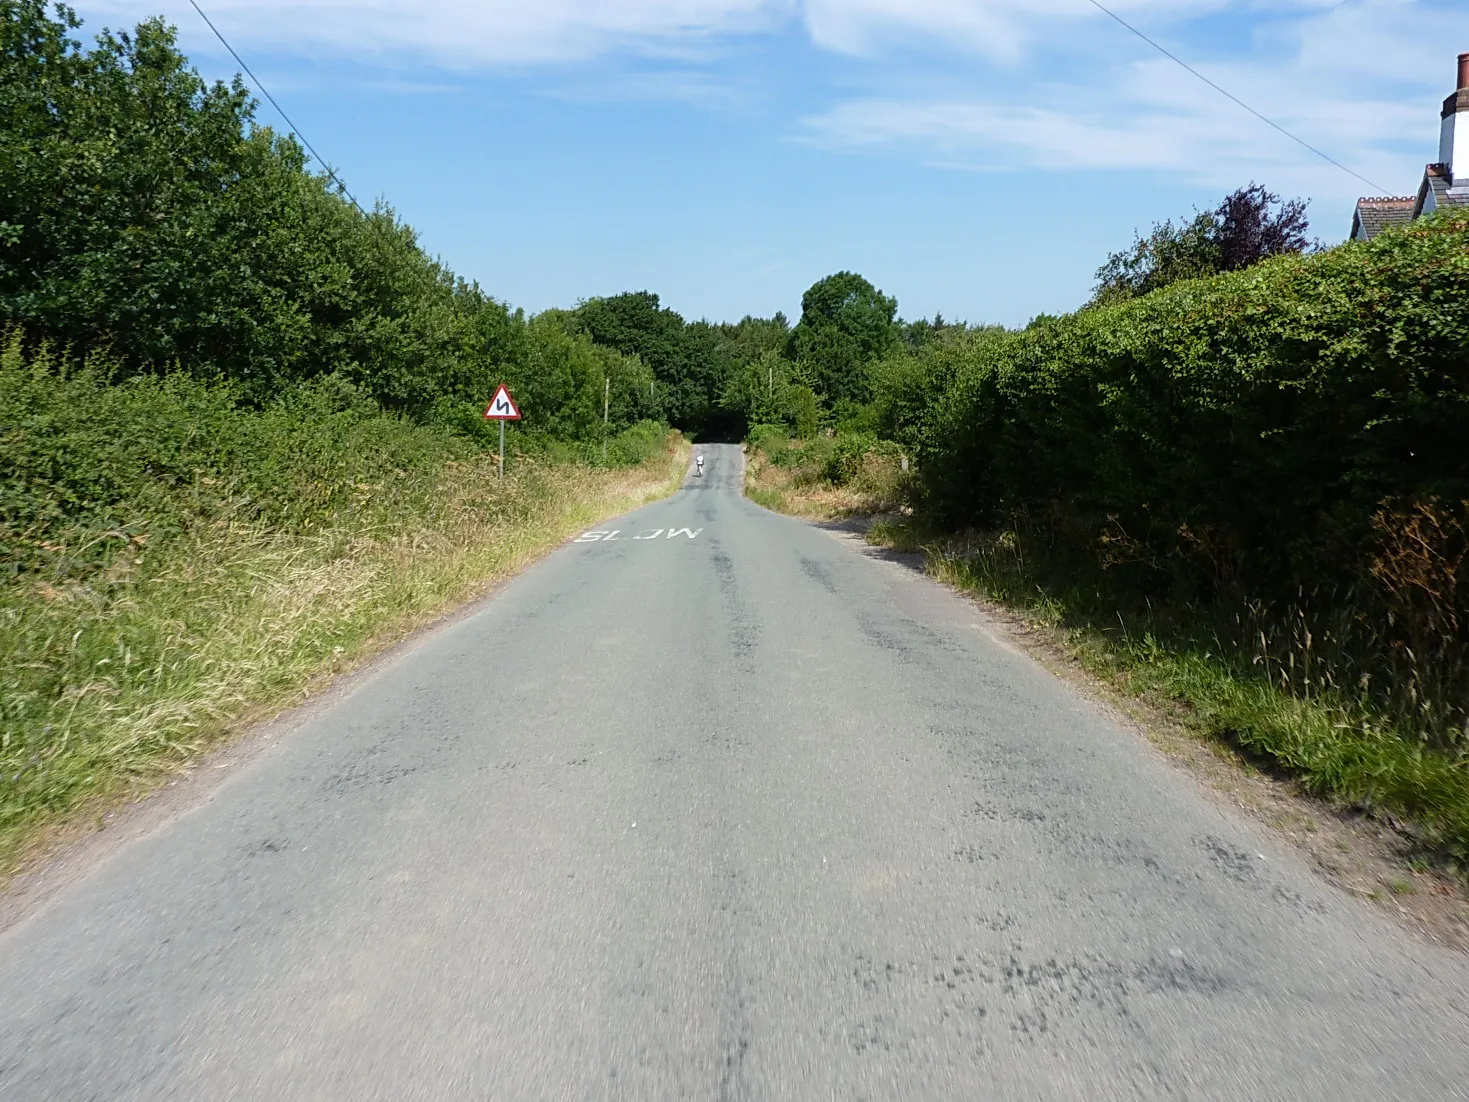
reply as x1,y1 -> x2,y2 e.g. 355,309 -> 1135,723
1441,109 -> 1466,180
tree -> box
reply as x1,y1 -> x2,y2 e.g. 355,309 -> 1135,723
717,313 -> 789,366
900,312 -> 961,353
0,2 -> 673,454
574,292 -> 749,437
575,291 -> 701,426
0,2 -> 498,413
1092,184 -> 1314,304
574,292 -> 684,377
1214,184 -> 1312,273
787,272 -> 897,406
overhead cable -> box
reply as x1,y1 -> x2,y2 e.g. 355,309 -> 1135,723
185,0 -> 370,216
1083,0 -> 1389,195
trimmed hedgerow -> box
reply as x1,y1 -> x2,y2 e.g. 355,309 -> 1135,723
919,210 -> 1469,603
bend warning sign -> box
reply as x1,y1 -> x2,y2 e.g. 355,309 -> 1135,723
483,384 -> 521,421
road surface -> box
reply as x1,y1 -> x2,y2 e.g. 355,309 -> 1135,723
2,443 -> 1468,1100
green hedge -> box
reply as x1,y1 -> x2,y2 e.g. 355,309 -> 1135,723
0,339 -> 474,581
910,210 -> 1469,747
0,338 -> 668,584
919,209 -> 1469,603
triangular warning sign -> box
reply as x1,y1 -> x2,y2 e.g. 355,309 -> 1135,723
483,384 -> 521,421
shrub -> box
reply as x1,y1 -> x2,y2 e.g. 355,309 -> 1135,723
605,419 -> 672,466
821,431 -> 900,486
745,423 -> 790,455
0,335 -> 468,582
915,209 -> 1469,745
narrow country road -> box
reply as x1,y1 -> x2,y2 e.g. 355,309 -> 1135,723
2,443 -> 1468,1100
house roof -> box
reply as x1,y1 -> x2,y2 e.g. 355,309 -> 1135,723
1414,164 -> 1469,217
1352,196 -> 1416,240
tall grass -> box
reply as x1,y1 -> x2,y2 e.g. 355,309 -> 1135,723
744,429 -> 911,519
0,341 -> 686,871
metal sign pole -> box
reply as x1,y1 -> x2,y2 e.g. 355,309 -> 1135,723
484,383 -> 521,479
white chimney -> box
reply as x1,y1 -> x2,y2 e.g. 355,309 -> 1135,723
1440,52 -> 1469,183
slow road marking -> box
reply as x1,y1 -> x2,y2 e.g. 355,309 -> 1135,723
574,528 -> 702,543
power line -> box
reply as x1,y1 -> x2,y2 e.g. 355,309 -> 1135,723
189,0 -> 1388,201
185,0 -> 369,216
1083,0 -> 1389,195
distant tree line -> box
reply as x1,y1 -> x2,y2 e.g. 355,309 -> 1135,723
0,2 -> 975,445
0,2 -> 1336,455
569,273 -> 966,441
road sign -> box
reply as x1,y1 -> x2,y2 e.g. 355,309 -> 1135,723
484,384 -> 521,421
484,384 -> 521,480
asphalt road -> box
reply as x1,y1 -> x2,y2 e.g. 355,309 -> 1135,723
3,442 -> 1468,1100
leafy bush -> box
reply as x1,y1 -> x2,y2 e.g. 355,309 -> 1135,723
745,423 -> 789,458
0,336 -> 672,583
0,338 -> 684,860
916,209 -> 1469,745
821,431 -> 899,486
0,335 -> 471,582
604,420 -> 672,466
869,327 -> 1006,458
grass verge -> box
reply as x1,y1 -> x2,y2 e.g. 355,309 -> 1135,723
743,437 -> 908,522
1,431 -> 688,877
867,519 -> 1469,869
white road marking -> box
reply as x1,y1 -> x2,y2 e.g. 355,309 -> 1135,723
574,527 -> 702,544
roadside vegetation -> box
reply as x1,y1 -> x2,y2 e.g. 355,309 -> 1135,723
5,0 -> 1467,880
0,3 -> 698,870
0,336 -> 686,872
744,427 -> 909,519
744,194 -> 1469,866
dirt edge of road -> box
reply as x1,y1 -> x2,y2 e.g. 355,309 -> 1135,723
0,443 -> 693,934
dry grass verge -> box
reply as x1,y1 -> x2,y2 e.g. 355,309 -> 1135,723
744,439 -> 908,522
1,438 -> 688,878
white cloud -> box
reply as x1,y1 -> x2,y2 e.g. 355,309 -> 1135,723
800,0 -> 1462,205
85,0 -> 795,65
81,0 -> 1283,66
78,0 -> 1464,203
798,0 -> 1239,63
802,91 -> 1414,198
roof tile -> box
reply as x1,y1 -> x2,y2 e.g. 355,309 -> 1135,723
1353,197 -> 1416,239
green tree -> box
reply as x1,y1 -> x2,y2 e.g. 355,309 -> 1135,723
787,272 -> 897,406
575,292 -> 687,419
717,313 -> 789,365
721,348 -> 787,425
1092,184 -> 1313,304
575,292 -> 740,436
900,312 -> 959,353
0,3 -> 534,416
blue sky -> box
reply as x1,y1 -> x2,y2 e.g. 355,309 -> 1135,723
80,1 -> 1464,327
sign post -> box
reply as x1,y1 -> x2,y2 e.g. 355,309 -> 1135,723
483,383 -> 522,479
